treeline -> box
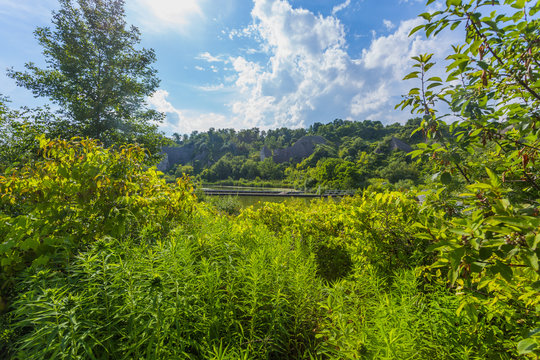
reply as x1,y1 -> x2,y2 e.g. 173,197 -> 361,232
166,118 -> 427,190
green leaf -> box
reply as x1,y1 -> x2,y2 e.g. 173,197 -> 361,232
32,255 -> 50,267
419,12 -> 432,21
446,0 -> 462,6
477,61 -> 489,70
517,338 -> 537,354
527,234 -> 540,251
494,261 -> 513,282
485,167 -> 501,187
511,0 -> 525,9
489,216 -> 538,229
524,253 -> 539,271
449,247 -> 466,269
450,21 -> 461,30
479,247 -> 493,260
441,171 -> 452,185
403,72 -> 420,80
409,25 -> 425,36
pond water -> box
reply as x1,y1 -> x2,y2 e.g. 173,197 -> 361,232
202,185 -> 298,192
201,185 -> 337,209
201,185 -> 311,208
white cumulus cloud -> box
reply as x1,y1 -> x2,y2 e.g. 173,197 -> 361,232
151,0 -> 461,134
148,90 -> 235,134
383,19 -> 395,30
197,52 -> 226,63
223,0 -> 458,129
129,0 -> 204,34
332,0 -> 351,16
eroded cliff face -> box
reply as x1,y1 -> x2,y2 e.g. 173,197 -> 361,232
260,146 -> 272,161
157,145 -> 196,171
374,137 -> 413,155
269,136 -> 327,163
158,135 -> 328,172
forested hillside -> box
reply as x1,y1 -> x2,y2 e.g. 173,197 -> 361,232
163,118 -> 427,191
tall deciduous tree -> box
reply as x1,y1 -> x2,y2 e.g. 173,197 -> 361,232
8,0 -> 164,151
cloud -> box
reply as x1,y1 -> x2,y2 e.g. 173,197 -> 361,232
148,90 -> 236,134
332,0 -> 351,16
383,19 -> 395,30
222,0 -> 459,129
228,24 -> 260,40
197,84 -> 226,91
151,0 -> 460,134
196,52 -> 226,63
129,0 -> 204,33
219,0 -> 456,128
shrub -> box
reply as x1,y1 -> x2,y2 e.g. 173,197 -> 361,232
209,196 -> 243,215
241,191 -> 430,279
0,137 -> 196,297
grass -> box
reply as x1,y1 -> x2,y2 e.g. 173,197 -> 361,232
7,214 -> 323,359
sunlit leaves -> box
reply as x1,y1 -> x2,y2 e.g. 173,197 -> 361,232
0,137 -> 196,293
400,0 -> 540,354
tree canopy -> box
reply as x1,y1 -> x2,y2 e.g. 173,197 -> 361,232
7,0 -> 164,151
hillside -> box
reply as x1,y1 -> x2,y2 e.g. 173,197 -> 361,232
160,118 -> 427,191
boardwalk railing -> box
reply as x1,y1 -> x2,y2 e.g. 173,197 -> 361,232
202,188 -> 354,198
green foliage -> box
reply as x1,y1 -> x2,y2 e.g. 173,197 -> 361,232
7,0 -> 164,151
308,158 -> 367,190
241,191 -> 429,277
0,138 -> 527,358
208,196 -> 243,216
400,0 -> 540,355
0,95 -> 73,169
5,0 -> 539,356
316,270 -> 516,359
0,137 -> 196,297
378,153 -> 420,184
7,206 -> 322,359
174,164 -> 194,177
167,119 -> 426,191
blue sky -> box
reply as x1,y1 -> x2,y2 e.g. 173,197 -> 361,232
0,0 -> 461,135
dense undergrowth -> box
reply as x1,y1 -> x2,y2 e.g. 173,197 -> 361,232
0,138 -> 535,359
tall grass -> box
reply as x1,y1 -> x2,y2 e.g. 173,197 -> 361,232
8,215 -> 323,359
315,270 -> 516,359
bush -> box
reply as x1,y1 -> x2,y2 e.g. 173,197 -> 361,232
241,192 -> 429,278
0,137 -> 196,298
208,196 -> 243,215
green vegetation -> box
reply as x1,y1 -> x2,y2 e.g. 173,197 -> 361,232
0,139 -> 524,358
397,0 -> 540,355
166,119 -> 426,191
1,0 -> 539,359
